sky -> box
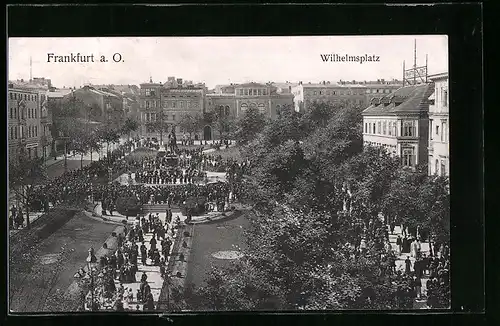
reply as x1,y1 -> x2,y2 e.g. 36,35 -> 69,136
8,36 -> 448,89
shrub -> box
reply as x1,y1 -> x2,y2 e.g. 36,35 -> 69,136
181,196 -> 207,216
115,196 -> 142,217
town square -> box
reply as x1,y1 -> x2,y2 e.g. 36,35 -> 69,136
8,36 -> 450,312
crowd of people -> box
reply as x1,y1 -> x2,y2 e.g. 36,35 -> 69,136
83,210 -> 184,311
343,218 -> 450,309
8,139 -> 141,230
95,181 -> 233,214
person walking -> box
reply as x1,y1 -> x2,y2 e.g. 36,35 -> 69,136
414,275 -> 422,299
396,235 -> 403,255
405,256 -> 412,275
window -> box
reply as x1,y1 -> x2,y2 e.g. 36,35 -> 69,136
225,106 -> 230,116
442,89 -> 448,107
435,159 -> 439,175
35,108 -> 37,118
10,107 -> 13,119
10,93 -> 13,100
402,147 -> 415,167
146,101 -> 150,108
436,125 -> 439,138
172,101 -> 176,108
402,120 -> 416,137
429,120 -> 433,140
180,101 -> 184,108
172,114 -> 176,121
388,122 -> 392,136
377,122 -> 381,134
441,160 -> 446,176
258,103 -> 266,114
364,123 -> 367,133
333,91 -> 336,95
441,121 -> 447,142
383,121 -> 387,135
145,89 -> 151,96
319,91 -> 322,95
240,103 -> 248,112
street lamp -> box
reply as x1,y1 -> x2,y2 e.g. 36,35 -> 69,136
86,248 -> 98,311
59,136 -> 70,172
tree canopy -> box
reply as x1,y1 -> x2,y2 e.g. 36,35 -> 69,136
187,100 -> 450,310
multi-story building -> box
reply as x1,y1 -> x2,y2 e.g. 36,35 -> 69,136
93,84 -> 141,122
69,85 -> 124,123
9,78 -> 61,161
427,72 -> 449,176
46,88 -> 73,153
205,82 -> 294,139
138,79 -> 205,140
291,79 -> 402,112
272,82 -> 298,94
8,85 -> 46,162
361,82 -> 435,168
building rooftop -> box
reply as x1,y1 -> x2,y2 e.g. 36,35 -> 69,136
81,86 -> 119,98
46,89 -> 74,98
236,82 -> 269,88
362,83 -> 435,116
428,72 -> 448,81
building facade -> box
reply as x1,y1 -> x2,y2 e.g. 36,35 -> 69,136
427,72 -> 449,176
138,80 -> 205,140
8,85 -> 46,162
70,86 -> 124,123
291,80 -> 402,112
361,83 -> 435,168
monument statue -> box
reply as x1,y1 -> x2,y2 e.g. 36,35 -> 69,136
168,128 -> 178,154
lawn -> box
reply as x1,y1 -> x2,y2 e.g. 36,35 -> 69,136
185,210 -> 249,289
9,210 -> 118,312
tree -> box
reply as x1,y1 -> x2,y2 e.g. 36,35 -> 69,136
213,110 -> 236,141
233,106 -> 267,145
177,113 -> 203,140
383,170 -> 450,247
121,117 -> 140,142
87,133 -> 102,163
47,96 -> 86,157
146,112 -> 169,145
97,126 -> 120,162
72,130 -> 90,169
9,153 -> 47,229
